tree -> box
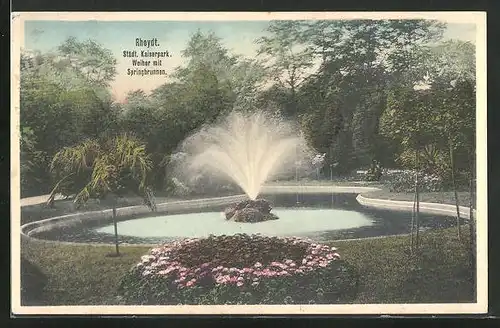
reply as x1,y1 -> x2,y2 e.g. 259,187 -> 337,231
49,134 -> 155,256
428,40 -> 476,241
283,19 -> 445,171
381,78 -> 438,252
20,40 -> 120,196
256,21 -> 315,118
174,30 -> 267,112
57,36 -> 118,87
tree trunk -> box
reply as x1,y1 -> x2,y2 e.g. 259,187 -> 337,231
468,155 -> 476,277
415,148 -> 421,250
330,165 -> 334,206
113,204 -> 120,256
411,189 -> 417,253
46,173 -> 75,208
449,140 -> 462,240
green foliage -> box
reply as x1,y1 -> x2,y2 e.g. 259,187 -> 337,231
380,39 -> 475,188
20,42 -> 119,196
20,126 -> 48,196
388,170 -> 443,193
365,161 -> 383,181
20,23 -> 475,195
57,36 -> 118,87
21,256 -> 47,304
49,134 -> 153,207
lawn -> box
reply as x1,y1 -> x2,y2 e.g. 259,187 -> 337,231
362,189 -> 471,207
21,226 -> 475,306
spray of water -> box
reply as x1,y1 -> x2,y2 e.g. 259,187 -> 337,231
173,110 -> 315,200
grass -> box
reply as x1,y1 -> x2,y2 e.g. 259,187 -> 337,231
362,189 -> 471,207
21,239 -> 147,306
337,227 -> 475,303
21,226 -> 475,306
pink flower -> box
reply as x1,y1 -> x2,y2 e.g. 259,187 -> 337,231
215,275 -> 231,284
263,270 -> 276,277
237,276 -> 244,281
237,282 -> 244,287
186,280 -> 195,287
243,267 -> 253,273
141,255 -> 154,262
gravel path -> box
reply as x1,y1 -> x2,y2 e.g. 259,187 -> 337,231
20,194 -> 65,207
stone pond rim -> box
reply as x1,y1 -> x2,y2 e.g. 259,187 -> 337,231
19,185 -> 475,246
224,198 -> 280,223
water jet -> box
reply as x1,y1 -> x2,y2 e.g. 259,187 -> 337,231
172,110 -> 315,222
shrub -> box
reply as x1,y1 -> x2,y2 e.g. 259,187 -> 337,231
21,257 -> 47,304
388,170 -> 443,193
118,234 -> 358,305
365,160 -> 383,181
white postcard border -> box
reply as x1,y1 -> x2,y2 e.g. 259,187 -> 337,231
10,11 -> 488,315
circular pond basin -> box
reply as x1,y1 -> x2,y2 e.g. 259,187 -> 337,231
29,193 -> 466,244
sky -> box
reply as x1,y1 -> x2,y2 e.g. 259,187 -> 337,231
23,20 -> 477,102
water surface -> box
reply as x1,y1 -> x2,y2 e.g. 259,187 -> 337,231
95,207 -> 374,239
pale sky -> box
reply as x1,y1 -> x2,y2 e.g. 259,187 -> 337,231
23,20 -> 477,102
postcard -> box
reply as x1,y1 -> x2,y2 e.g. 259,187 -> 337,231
11,11 -> 487,315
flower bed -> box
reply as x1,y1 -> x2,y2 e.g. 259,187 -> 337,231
118,234 -> 358,305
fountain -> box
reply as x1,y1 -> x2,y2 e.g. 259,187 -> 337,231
25,110 -> 464,245
172,110 -> 315,222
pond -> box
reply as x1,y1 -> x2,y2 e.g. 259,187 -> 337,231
30,193 -> 465,244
